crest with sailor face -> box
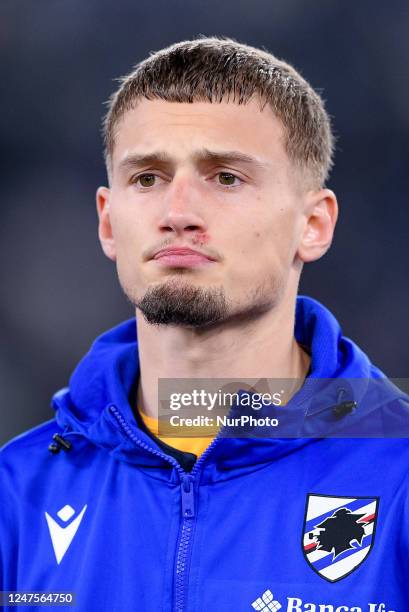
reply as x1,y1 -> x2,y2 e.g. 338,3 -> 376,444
302,494 -> 379,582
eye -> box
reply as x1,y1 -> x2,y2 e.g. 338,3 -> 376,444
132,173 -> 157,187
217,172 -> 241,187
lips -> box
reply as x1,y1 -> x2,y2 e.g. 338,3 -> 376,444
152,247 -> 217,267
153,247 -> 216,261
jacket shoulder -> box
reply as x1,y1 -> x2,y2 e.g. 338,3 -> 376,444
0,419 -> 61,466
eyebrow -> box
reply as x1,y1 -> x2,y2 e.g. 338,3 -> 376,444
117,148 -> 270,172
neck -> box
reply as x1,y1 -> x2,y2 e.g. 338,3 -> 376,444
135,292 -> 310,419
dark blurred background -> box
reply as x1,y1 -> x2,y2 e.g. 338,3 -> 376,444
1,0 -> 408,445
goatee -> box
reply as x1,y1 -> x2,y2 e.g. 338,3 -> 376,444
134,278 -> 228,327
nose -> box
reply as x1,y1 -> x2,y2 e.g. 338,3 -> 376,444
158,174 -> 208,236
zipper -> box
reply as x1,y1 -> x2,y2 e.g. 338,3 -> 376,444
109,405 -> 226,612
109,405 -> 183,472
174,474 -> 195,612
173,434 -> 224,612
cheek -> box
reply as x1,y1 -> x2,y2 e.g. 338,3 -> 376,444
110,214 -> 143,275
110,202 -> 140,243
111,221 -> 133,257
245,220 -> 297,270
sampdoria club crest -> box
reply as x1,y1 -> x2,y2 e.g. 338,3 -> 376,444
302,494 -> 379,582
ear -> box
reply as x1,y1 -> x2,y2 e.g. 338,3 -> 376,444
96,186 -> 117,262
297,188 -> 338,263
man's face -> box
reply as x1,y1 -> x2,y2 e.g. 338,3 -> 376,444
97,98 -> 317,327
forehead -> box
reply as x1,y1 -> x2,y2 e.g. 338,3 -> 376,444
111,98 -> 288,168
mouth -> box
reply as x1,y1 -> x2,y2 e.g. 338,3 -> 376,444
152,248 -> 217,268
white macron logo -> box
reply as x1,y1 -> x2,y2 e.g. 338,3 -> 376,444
252,590 -> 282,611
45,504 -> 87,564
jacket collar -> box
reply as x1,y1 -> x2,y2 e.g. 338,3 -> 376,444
51,296 -> 388,474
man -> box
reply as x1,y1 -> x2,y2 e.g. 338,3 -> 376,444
1,37 -> 408,611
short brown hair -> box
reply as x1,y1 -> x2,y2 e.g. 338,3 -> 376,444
103,36 -> 335,187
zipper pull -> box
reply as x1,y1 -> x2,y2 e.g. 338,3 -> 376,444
180,474 -> 195,519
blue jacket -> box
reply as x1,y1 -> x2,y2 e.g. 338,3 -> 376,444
1,296 -> 409,612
